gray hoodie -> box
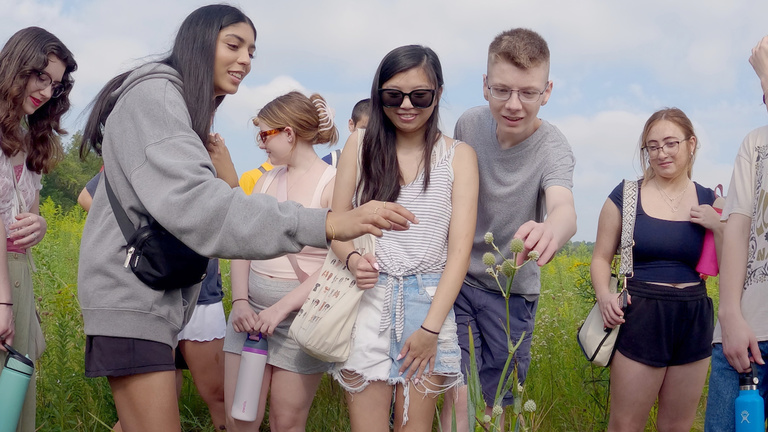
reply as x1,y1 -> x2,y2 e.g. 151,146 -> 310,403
77,63 -> 328,347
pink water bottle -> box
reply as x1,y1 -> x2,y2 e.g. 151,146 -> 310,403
231,333 -> 268,421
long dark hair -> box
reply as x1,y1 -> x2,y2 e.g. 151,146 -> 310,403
358,45 -> 444,204
0,27 -> 77,174
80,4 -> 256,158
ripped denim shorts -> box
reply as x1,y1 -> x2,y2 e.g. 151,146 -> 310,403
331,272 -> 462,396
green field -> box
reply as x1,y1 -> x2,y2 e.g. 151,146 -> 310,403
27,200 -> 717,431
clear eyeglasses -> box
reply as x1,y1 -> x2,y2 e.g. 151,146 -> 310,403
486,83 -> 548,103
33,71 -> 66,99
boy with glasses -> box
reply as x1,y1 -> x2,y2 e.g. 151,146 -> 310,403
441,28 -> 576,429
704,35 -> 768,431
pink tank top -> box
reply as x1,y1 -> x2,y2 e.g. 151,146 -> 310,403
249,164 -> 336,279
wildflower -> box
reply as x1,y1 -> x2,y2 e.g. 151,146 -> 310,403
482,415 -> 492,423
492,405 -> 503,417
501,260 -> 515,277
509,238 -> 524,253
524,399 -> 537,412
484,232 -> 494,244
485,268 -> 495,275
482,252 -> 496,267
517,384 -> 524,394
528,250 -> 540,261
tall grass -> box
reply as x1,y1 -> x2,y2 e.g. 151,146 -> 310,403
27,201 -> 717,431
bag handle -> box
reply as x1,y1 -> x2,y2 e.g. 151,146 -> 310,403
104,172 -> 137,242
618,180 -> 638,278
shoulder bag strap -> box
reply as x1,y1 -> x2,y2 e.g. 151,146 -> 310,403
103,172 -> 137,242
618,180 -> 638,277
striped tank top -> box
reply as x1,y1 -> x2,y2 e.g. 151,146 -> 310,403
359,135 -> 459,340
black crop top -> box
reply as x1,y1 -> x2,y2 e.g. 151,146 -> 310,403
608,180 -> 715,283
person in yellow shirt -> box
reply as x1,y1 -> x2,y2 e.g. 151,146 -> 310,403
238,160 -> 273,195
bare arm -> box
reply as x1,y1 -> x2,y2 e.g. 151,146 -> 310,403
514,185 -> 577,266
229,259 -> 259,334
330,132 -> 380,289
590,198 -> 625,328
77,187 -> 93,212
0,223 -> 13,350
718,213 -> 762,372
398,141 -> 479,380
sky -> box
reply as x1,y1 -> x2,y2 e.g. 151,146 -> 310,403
4,0 -> 768,242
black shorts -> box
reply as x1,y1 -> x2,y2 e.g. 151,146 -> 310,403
616,280 -> 713,367
85,335 -> 175,378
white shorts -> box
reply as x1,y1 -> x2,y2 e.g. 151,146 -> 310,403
177,302 -> 226,342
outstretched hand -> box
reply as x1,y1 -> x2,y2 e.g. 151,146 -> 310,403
327,201 -> 417,241
513,221 -> 558,266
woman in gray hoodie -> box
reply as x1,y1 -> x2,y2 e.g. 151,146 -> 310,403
76,5 -> 414,431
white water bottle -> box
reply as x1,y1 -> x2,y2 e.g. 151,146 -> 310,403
231,333 -> 268,421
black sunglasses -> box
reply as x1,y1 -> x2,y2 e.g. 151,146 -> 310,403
378,89 -> 436,109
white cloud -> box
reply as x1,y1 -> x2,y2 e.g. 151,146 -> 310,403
4,0 -> 768,242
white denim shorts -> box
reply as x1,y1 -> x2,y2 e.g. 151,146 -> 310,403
332,272 -> 461,423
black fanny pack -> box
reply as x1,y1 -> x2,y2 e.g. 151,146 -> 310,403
105,173 -> 208,290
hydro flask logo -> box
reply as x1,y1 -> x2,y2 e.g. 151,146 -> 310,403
741,410 -> 751,423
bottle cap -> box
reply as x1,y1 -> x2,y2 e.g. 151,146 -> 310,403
3,343 -> 34,375
739,367 -> 759,388
243,333 -> 268,353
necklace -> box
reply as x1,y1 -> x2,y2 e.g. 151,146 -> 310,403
286,157 -> 319,196
653,177 -> 689,212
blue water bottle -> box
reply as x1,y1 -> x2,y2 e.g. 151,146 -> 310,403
735,364 -> 765,432
0,343 -> 34,432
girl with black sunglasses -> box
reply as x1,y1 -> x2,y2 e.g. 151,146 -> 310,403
0,26 -> 77,432
330,45 -> 479,431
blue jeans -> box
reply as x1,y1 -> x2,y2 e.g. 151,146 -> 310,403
454,283 -> 537,406
705,343 -> 768,431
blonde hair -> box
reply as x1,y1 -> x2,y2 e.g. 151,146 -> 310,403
639,107 -> 697,181
252,92 -> 338,146
488,28 -> 550,75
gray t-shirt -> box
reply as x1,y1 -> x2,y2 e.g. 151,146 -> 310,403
454,106 -> 575,297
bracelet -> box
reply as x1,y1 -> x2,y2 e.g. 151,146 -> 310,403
345,250 -> 362,269
0,302 -> 12,307
232,298 -> 248,305
329,223 -> 336,241
420,325 -> 439,335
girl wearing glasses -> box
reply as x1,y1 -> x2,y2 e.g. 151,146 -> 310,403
77,6 -> 415,431
0,27 -> 76,432
223,91 -> 338,432
591,108 -> 722,431
330,45 -> 479,431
